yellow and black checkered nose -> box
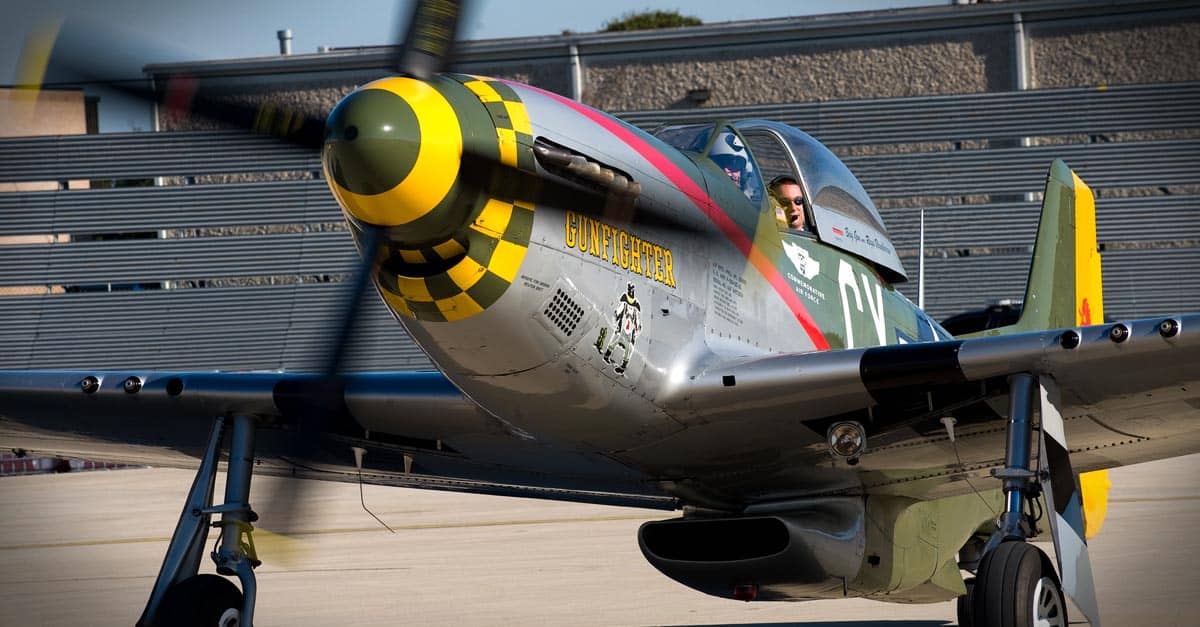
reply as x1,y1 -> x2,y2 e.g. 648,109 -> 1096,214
322,74 -> 539,323
323,76 -> 465,245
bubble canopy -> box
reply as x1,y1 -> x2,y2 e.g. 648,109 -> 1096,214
655,120 -> 907,282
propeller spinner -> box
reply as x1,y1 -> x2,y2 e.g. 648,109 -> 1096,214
323,77 -> 467,245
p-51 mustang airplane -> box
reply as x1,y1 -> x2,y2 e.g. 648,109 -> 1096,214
2,2 -> 1198,626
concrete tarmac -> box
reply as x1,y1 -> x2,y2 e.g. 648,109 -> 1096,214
1,454 -> 1197,626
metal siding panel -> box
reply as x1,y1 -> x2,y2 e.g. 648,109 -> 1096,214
898,247 -> 1200,321
883,195 -> 1200,252
618,82 -> 1200,146
3,84 -> 1197,369
0,285 -> 432,371
0,131 -> 319,183
0,180 -> 342,236
0,232 -> 358,286
848,141 -> 1200,198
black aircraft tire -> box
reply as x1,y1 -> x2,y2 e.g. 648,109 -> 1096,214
956,577 -> 975,627
971,541 -> 1068,627
157,574 -> 243,627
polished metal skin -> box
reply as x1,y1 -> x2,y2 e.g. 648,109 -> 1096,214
1,65 -> 1199,616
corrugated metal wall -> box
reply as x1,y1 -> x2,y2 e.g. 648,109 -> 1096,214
620,82 -> 1200,321
1,83 -> 1196,371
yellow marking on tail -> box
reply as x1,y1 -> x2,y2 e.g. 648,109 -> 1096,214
1069,172 -> 1107,538
1079,469 -> 1111,538
1071,171 -> 1103,326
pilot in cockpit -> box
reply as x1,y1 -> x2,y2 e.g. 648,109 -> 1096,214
770,175 -> 808,232
710,132 -> 757,201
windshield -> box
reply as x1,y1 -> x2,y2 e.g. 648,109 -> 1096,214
654,123 -> 713,152
654,123 -> 766,204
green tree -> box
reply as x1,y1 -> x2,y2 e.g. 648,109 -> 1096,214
602,9 -> 702,32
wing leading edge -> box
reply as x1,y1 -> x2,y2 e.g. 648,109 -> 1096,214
0,370 -> 673,509
634,313 -> 1200,504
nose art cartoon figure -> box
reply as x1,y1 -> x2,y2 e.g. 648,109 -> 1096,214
594,282 -> 642,375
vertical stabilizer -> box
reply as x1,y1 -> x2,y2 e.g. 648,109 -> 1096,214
980,161 -> 1113,544
985,160 -> 1104,335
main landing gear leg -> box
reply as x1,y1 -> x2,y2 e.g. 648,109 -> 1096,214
986,373 -> 1040,553
138,415 -> 261,627
960,373 -> 1072,627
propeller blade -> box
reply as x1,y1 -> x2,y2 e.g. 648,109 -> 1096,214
158,76 -> 329,150
286,0 -> 474,467
25,18 -> 329,150
323,224 -> 384,376
393,0 -> 469,79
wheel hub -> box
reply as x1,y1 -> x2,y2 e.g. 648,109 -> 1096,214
1032,575 -> 1067,627
217,607 -> 240,627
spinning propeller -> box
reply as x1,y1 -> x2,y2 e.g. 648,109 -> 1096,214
21,0 -> 691,532
19,0 -> 471,532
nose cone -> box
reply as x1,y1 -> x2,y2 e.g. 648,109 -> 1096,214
323,77 -> 464,239
324,88 -> 421,196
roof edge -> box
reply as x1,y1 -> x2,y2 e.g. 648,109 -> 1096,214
143,0 -> 1190,78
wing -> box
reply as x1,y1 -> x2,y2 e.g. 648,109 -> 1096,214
0,369 -> 673,509
630,313 -> 1200,505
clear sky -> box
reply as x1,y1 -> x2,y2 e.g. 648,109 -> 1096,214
1,0 -> 949,131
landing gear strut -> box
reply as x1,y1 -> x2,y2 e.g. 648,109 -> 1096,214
138,415 -> 261,627
958,374 -> 1072,627
984,373 -> 1041,554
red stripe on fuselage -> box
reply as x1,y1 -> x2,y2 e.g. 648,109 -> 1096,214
512,83 -> 830,350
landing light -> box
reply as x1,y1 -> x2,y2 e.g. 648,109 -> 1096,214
828,421 -> 866,463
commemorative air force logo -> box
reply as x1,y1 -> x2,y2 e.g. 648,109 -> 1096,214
783,241 -> 821,280
594,282 -> 643,376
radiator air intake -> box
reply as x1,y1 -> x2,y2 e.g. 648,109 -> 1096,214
637,498 -> 865,601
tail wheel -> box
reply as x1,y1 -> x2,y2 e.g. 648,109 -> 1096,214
971,542 -> 1068,627
157,574 -> 243,627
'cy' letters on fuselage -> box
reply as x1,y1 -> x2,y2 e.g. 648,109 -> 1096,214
838,258 -> 886,348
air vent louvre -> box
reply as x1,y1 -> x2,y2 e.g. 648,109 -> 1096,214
543,288 -> 584,337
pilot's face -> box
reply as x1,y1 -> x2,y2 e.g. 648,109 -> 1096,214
775,182 -> 805,228
723,167 -> 742,184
